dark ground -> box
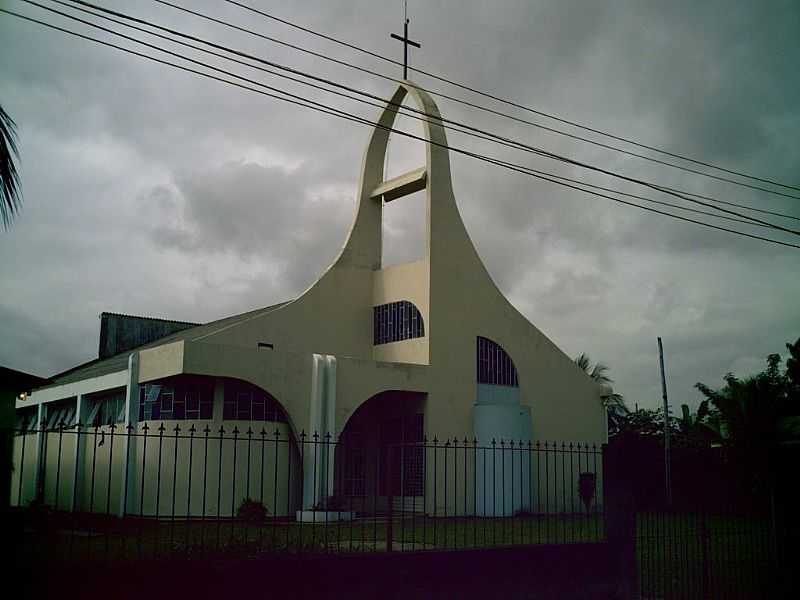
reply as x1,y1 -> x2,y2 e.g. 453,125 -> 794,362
18,544 -> 618,600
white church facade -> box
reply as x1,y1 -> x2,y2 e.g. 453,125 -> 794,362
13,82 -> 608,520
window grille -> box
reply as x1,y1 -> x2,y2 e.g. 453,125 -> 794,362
380,414 -> 424,496
222,381 -> 287,423
15,408 -> 39,431
139,377 -> 213,421
476,336 -> 519,387
87,392 -> 126,426
373,300 -> 424,345
342,429 -> 366,497
46,401 -> 77,429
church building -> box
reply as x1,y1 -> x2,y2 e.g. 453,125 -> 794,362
13,82 -> 608,520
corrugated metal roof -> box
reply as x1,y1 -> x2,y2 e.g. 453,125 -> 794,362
40,301 -> 290,390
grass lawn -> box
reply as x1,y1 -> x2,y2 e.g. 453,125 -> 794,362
636,512 -> 774,600
15,512 -> 605,562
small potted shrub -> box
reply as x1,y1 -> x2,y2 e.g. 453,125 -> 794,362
237,498 -> 268,523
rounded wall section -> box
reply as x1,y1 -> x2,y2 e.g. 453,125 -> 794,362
120,375 -> 303,518
18,378 -> 303,519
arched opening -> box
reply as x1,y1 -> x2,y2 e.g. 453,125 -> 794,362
381,96 -> 427,268
335,390 -> 426,516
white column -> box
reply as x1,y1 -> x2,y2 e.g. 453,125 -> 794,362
213,377 -> 225,421
324,355 -> 337,500
118,352 -> 139,517
303,354 -> 337,509
69,395 -> 87,511
303,354 -> 324,509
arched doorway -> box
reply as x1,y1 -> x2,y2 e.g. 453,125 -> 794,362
336,390 -> 426,515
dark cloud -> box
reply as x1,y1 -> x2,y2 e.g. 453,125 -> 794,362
1,0 -> 798,411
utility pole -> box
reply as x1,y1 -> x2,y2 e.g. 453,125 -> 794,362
658,337 -> 672,507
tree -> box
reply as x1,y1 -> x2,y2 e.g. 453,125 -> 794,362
694,347 -> 800,448
785,338 -> 800,405
617,406 -> 669,438
1,104 -> 22,229
693,345 -> 800,500
574,353 -> 628,435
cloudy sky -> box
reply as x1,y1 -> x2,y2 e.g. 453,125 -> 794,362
1,0 -> 798,410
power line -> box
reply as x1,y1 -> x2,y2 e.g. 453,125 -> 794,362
220,0 -> 800,195
47,0 -> 800,234
162,0 -> 800,198
42,0 -> 786,233
3,7 -> 799,252
48,6 -> 789,226
10,3 -> 800,246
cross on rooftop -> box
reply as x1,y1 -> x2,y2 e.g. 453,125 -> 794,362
390,1 -> 421,79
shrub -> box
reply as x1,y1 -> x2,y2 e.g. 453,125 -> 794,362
236,498 -> 268,523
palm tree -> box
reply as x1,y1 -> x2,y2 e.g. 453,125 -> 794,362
1,104 -> 22,229
695,353 -> 800,447
574,353 -> 628,434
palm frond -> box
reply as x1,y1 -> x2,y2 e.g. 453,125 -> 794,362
0,104 -> 22,229
574,353 -> 591,373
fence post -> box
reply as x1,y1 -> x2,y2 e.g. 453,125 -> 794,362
386,444 -> 394,552
603,440 -> 638,600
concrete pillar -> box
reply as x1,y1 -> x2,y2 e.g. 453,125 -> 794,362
303,355 -> 336,509
118,352 -> 139,516
213,377 -> 225,421
31,403 -> 45,503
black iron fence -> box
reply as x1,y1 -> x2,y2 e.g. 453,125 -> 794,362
5,424 -> 604,561
5,424 -> 788,597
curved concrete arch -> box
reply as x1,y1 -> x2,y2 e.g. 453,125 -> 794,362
333,82 -> 454,271
213,375 -> 302,442
338,388 -> 427,441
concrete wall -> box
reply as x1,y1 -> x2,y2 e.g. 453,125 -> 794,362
10,420 -> 300,518
183,81 -> 606,449
125,420 -> 299,518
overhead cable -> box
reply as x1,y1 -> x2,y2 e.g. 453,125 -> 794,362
45,0 -> 800,233
3,7 -> 799,251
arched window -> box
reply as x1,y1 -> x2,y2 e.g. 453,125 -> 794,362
373,300 -> 425,345
476,337 -> 519,387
